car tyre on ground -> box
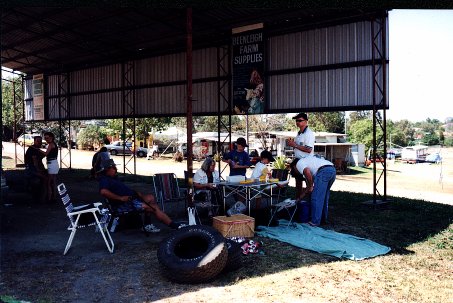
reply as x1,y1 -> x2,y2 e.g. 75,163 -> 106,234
222,238 -> 243,273
157,225 -> 228,284
110,149 -> 117,156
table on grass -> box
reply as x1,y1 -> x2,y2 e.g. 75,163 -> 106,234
213,180 -> 281,216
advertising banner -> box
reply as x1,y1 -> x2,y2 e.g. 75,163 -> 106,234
32,74 -> 44,120
232,28 -> 265,115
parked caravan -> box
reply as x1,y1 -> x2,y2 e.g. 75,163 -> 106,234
401,145 -> 428,163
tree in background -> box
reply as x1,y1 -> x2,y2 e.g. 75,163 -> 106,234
77,124 -> 108,150
388,119 -> 415,147
1,76 -> 23,141
309,112 -> 345,133
105,117 -> 172,144
172,115 -> 242,133
348,111 -> 371,125
236,114 -> 289,149
347,118 -> 383,151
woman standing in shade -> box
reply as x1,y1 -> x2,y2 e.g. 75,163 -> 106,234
36,132 -> 59,202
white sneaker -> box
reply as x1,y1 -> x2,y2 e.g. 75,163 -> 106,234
143,224 -> 160,233
177,223 -> 188,229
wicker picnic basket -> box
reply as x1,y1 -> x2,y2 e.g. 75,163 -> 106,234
212,214 -> 255,238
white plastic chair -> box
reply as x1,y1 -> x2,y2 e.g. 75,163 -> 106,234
58,183 -> 114,255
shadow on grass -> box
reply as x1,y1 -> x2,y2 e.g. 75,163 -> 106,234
326,190 -> 453,253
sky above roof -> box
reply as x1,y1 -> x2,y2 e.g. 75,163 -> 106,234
387,9 -> 453,122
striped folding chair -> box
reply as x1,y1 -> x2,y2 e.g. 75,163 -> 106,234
58,183 -> 114,255
153,173 -> 186,213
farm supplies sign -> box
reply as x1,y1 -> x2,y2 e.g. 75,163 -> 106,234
232,29 -> 265,115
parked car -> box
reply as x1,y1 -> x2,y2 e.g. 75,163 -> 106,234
104,141 -> 147,157
136,147 -> 148,158
17,134 -> 46,148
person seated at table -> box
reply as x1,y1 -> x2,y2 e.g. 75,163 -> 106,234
249,150 -> 284,209
98,159 -> 185,232
222,137 -> 251,176
193,157 -> 222,215
250,150 -> 274,180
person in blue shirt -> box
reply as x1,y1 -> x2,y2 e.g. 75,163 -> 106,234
98,159 -> 184,232
222,137 -> 251,176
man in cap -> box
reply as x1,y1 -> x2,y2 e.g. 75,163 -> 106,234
290,155 -> 336,226
287,112 -> 315,159
222,137 -> 251,176
287,112 -> 315,198
98,159 -> 184,232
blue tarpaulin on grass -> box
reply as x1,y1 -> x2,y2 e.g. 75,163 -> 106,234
256,220 -> 391,260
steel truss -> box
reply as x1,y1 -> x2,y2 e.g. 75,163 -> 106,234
121,61 -> 137,175
11,77 -> 25,166
369,13 -> 388,204
57,72 -> 71,169
217,44 -> 232,180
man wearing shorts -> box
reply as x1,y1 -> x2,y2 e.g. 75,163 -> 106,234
98,159 -> 184,232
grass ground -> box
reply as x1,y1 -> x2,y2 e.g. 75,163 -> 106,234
1,167 -> 452,302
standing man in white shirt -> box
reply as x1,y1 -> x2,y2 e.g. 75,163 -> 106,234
287,112 -> 315,159
286,112 -> 315,197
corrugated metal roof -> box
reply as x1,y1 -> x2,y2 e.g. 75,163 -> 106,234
1,8 -> 386,75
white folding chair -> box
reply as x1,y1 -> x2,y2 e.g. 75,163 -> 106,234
58,183 -> 114,255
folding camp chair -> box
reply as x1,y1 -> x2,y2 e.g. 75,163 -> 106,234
153,173 -> 186,213
267,169 -> 297,227
268,199 -> 298,227
103,198 -> 146,233
58,183 -> 114,255
271,169 -> 291,202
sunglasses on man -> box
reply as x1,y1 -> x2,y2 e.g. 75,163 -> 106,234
296,119 -> 306,122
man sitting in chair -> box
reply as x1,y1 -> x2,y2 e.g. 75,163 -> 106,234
98,159 -> 185,233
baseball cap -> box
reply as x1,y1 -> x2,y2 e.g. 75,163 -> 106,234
292,113 -> 308,120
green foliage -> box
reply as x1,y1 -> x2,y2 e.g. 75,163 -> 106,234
77,125 -> 107,148
272,155 -> 288,170
388,119 -> 415,147
105,117 -> 172,141
443,136 -> 453,147
422,133 -> 440,146
171,116 -> 242,133
347,119 -> 383,150
1,77 -> 23,129
309,112 -> 345,133
348,111 -> 371,125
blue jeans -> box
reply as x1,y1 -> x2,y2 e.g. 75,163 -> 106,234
310,166 -> 336,225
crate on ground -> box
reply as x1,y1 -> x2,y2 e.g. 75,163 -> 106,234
212,214 -> 255,238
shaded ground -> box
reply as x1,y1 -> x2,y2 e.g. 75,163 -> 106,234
1,169 -> 452,303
